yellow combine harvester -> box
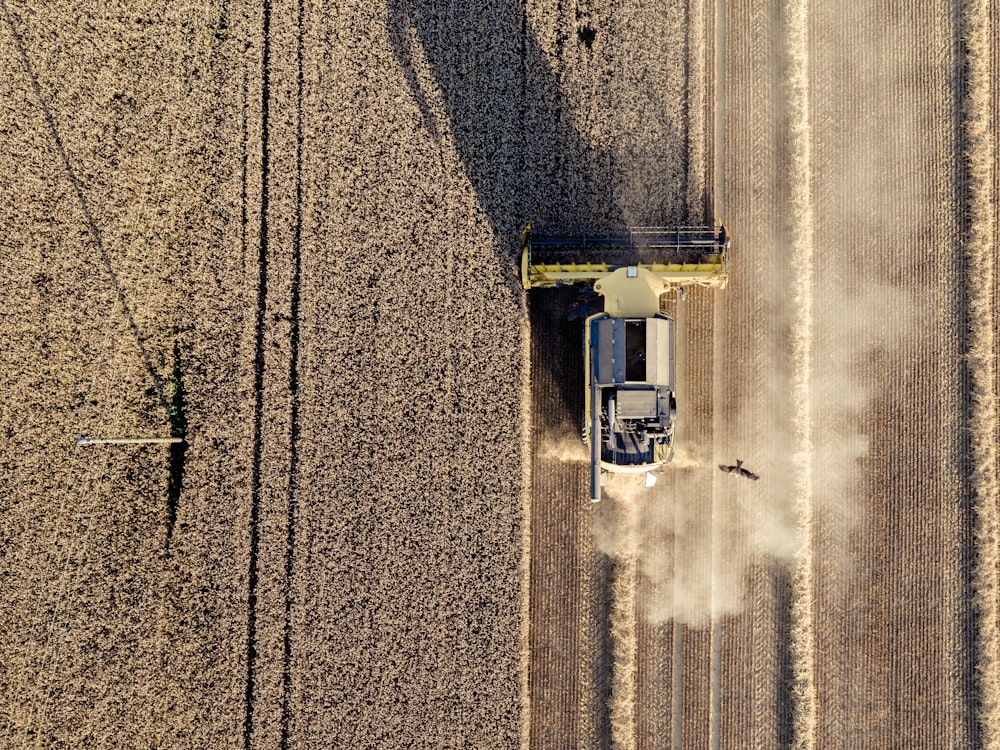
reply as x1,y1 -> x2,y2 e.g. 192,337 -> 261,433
522,223 -> 729,502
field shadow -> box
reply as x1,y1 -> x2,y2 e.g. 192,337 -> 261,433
386,0 -> 630,436
166,340 -> 187,549
387,0 -> 625,237
950,7 -> 984,741
388,0 -> 628,397
528,286 -> 587,430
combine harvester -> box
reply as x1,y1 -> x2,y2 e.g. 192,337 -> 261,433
521,223 -> 729,502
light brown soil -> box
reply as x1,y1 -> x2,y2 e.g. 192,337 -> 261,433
1,0 -> 997,748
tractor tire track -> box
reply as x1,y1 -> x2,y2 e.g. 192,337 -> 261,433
244,0 -> 305,746
244,1 -> 271,748
278,0 -> 304,745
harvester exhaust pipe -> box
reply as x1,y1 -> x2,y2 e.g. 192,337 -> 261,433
590,332 -> 602,503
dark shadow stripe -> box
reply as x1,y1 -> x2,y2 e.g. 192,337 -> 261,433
245,2 -> 272,749
166,340 -> 187,549
279,0 -> 304,746
772,564 -> 794,749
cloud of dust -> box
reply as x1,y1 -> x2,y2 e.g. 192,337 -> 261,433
584,0 -> 932,634
538,426 -> 589,464
590,280 -> 920,628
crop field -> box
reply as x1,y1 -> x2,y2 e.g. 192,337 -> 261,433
0,0 -> 996,748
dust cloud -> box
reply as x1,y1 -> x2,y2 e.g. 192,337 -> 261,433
538,427 -> 589,464
591,282 -> 919,628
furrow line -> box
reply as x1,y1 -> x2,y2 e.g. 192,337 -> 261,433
779,0 -> 816,745
278,0 -> 305,746
244,2 -> 272,748
609,543 -> 638,750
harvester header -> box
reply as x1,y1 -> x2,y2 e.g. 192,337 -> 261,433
520,223 -> 729,293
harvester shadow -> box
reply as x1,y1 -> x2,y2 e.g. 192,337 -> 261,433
387,0 -> 695,427
386,0 -> 620,418
387,0 -> 701,425
166,340 -> 187,550
528,286 -> 586,430
387,0 -> 626,236
387,2 -> 680,744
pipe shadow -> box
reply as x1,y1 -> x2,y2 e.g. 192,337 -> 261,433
166,340 -> 187,549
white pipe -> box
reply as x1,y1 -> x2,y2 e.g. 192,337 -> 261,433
77,436 -> 184,446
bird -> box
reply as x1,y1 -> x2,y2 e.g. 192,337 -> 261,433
718,459 -> 759,481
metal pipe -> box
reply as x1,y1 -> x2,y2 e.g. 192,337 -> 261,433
77,436 -> 184,446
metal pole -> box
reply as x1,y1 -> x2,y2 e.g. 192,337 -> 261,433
590,325 -> 603,504
76,436 -> 184,446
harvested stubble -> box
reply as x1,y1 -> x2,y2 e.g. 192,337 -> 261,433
712,0 -> 994,744
523,0 -> 701,745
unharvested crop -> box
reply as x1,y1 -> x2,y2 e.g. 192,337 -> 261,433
961,0 -> 999,742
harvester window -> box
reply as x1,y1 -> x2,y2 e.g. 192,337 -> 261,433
625,320 -> 646,382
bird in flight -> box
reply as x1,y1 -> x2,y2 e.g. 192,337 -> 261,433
718,459 -> 759,481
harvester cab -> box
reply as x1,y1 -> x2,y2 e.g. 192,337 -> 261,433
521,223 -> 729,502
